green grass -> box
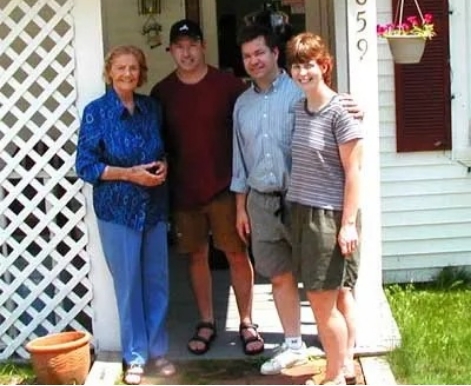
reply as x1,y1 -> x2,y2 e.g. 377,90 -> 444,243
0,362 -> 36,385
385,266 -> 471,385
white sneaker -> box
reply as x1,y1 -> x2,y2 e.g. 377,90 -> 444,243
260,342 -> 309,375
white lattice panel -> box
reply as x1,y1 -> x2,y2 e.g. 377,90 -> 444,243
0,0 -> 92,360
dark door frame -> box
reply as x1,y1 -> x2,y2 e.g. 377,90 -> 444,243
185,0 -> 200,23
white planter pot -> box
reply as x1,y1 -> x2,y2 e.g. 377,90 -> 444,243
386,36 -> 427,64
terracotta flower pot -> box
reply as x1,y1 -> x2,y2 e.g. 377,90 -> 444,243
386,35 -> 426,64
25,331 -> 92,385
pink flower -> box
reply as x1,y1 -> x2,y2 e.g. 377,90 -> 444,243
377,13 -> 436,39
399,23 -> 411,31
406,16 -> 419,26
424,13 -> 433,23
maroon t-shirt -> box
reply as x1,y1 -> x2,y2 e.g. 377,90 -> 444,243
150,66 -> 247,210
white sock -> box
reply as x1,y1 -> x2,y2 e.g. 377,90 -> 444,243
285,336 -> 303,350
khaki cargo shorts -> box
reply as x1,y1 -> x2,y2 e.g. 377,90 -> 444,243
246,189 -> 293,278
173,190 -> 246,254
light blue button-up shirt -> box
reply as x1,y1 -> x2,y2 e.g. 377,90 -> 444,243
231,72 -> 303,194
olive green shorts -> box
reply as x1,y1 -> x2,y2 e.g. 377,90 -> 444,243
291,203 -> 361,291
173,190 -> 246,254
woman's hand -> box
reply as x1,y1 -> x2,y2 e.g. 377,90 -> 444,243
128,161 -> 167,187
338,223 -> 359,256
148,160 -> 167,181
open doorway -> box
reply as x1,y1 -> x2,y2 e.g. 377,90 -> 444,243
215,0 -> 306,76
199,0 -> 340,89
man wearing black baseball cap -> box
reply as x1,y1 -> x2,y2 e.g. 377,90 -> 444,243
168,19 -> 203,44
150,20 -> 264,357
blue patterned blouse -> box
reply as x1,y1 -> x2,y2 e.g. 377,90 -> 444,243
75,89 -> 167,231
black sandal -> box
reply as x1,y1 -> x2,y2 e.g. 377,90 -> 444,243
187,321 -> 217,355
239,322 -> 265,355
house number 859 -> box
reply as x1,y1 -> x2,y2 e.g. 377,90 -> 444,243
356,0 -> 368,60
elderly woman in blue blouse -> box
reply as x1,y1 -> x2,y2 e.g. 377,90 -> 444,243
75,45 -> 175,385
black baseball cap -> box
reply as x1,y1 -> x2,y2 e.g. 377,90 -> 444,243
169,19 -> 204,44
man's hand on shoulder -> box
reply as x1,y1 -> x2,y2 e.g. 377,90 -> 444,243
339,93 -> 364,121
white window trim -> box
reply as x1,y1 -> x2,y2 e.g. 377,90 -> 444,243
450,0 -> 471,163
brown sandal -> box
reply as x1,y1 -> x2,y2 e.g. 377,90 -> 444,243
239,322 -> 265,355
187,321 -> 217,355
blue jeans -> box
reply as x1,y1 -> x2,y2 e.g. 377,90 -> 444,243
97,220 -> 169,365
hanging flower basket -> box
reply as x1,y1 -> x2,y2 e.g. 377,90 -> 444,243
377,0 -> 436,64
25,331 -> 92,385
385,35 -> 426,64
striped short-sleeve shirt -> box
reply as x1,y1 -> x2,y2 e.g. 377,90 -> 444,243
286,95 -> 363,210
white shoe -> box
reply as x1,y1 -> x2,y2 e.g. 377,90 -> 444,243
260,342 -> 309,375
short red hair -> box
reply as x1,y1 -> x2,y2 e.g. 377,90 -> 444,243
286,32 -> 334,87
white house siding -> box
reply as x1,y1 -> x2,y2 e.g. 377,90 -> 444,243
377,0 -> 471,283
